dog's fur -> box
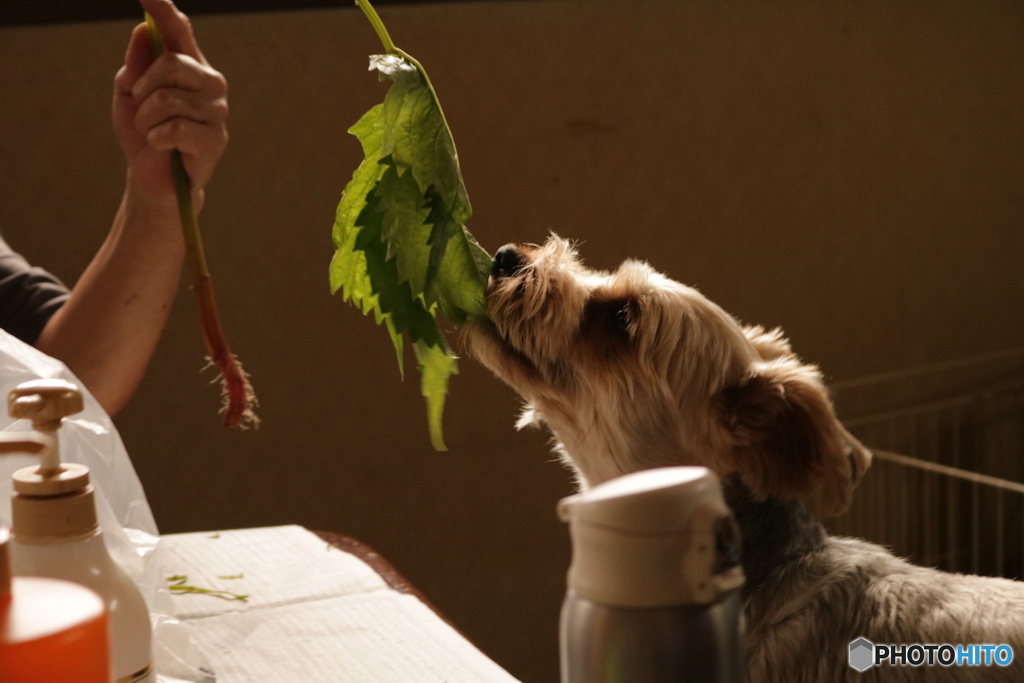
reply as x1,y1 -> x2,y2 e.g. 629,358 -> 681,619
465,236 -> 1024,682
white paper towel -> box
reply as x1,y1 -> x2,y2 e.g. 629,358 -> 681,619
158,525 -> 520,683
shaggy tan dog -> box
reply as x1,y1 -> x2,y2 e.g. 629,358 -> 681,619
464,236 -> 1024,682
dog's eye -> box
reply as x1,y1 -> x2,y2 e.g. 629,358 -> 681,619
612,301 -> 632,331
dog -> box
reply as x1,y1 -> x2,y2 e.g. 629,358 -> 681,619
464,236 -> 1024,682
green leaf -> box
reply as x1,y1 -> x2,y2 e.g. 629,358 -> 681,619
331,0 -> 494,449
332,105 -> 385,258
376,156 -> 432,296
369,55 -> 478,289
353,166 -> 443,349
330,105 -> 387,313
429,211 -> 487,324
375,55 -> 445,194
414,339 -> 457,451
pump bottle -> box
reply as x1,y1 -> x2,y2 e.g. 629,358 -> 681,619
0,379 -> 154,683
0,525 -> 111,683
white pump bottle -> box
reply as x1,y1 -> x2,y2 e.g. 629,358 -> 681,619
0,379 -> 154,683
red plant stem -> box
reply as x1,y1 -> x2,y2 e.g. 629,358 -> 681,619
148,14 -> 258,428
191,272 -> 256,429
169,139 -> 258,429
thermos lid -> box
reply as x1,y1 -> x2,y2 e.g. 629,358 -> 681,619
559,466 -> 744,607
558,467 -> 715,534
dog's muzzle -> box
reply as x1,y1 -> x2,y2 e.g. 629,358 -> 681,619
492,244 -> 527,279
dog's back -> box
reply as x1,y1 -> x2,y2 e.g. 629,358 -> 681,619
731,482 -> 1024,682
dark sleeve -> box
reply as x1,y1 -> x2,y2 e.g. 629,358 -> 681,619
0,234 -> 71,345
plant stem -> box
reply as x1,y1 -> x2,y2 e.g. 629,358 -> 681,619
145,13 -> 258,428
355,0 -> 397,54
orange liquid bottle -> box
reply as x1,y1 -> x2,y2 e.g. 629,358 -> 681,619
0,527 -> 110,683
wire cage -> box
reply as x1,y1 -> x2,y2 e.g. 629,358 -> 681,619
826,349 -> 1024,580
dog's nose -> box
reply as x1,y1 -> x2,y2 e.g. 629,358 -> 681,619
492,244 -> 526,278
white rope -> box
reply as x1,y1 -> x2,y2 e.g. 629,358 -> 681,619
871,449 -> 1024,495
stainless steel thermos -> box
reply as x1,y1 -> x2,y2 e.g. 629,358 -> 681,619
558,467 -> 746,683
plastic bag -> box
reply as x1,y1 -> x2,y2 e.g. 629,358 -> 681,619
0,330 -> 214,682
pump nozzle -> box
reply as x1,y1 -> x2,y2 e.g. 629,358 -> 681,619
8,379 -> 84,432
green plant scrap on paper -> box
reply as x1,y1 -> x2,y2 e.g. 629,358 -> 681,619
166,575 -> 249,602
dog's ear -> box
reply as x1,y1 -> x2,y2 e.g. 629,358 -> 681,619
718,359 -> 853,516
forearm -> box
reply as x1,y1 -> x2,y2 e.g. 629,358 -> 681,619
34,181 -> 186,415
34,0 -> 227,416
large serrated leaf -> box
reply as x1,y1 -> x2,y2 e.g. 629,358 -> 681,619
331,0 -> 494,449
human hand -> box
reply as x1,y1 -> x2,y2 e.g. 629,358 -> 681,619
113,0 -> 228,212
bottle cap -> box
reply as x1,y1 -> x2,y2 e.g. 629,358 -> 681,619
558,466 -> 744,607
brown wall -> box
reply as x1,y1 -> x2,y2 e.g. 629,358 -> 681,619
1,1 -> 1022,680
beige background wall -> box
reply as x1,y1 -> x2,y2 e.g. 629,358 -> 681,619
1,1 -> 1022,680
